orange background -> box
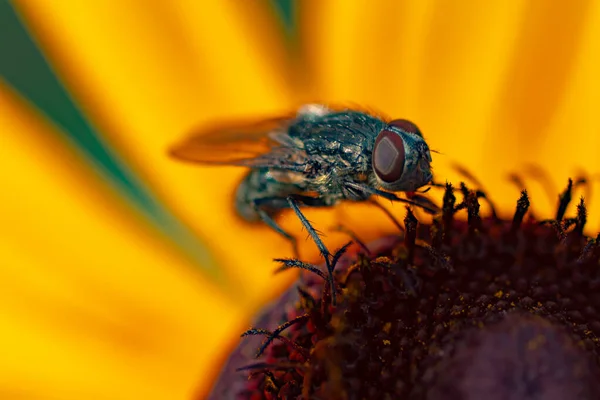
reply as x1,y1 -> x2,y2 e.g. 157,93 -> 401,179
1,2 -> 599,399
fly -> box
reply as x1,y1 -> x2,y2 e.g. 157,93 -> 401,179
169,104 -> 436,256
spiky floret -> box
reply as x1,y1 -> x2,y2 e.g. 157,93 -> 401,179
210,181 -> 600,399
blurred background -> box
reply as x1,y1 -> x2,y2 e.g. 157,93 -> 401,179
1,1 -> 600,399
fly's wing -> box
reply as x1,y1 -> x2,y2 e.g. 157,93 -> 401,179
169,114 -> 307,171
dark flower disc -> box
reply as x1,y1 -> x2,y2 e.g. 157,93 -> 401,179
208,180 -> 600,400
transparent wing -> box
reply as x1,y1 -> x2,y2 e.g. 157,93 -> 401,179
169,114 -> 304,169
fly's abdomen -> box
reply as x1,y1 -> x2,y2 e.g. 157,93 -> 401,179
235,168 -> 303,222
235,170 -> 264,222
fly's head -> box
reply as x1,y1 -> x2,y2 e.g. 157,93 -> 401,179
370,119 -> 433,192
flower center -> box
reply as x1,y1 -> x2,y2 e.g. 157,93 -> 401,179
210,180 -> 600,399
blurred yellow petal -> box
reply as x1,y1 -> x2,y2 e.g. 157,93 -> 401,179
13,0 -> 310,309
300,0 -> 600,231
0,85 -> 245,399
514,1 -> 600,222
4,1 -> 600,398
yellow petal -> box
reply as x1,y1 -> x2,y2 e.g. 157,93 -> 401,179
300,1 -> 600,232
509,1 -> 600,225
0,84 -> 244,399
13,0 -> 309,308
5,2 -> 600,398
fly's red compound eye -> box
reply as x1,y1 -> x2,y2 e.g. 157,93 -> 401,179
372,126 -> 406,183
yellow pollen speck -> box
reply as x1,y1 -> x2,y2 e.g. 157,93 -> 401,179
382,322 -> 391,334
450,310 -> 458,316
383,339 -> 391,346
494,290 -> 503,298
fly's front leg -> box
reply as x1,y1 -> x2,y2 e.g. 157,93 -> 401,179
345,181 -> 439,214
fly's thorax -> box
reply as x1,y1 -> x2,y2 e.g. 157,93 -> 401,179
296,104 -> 331,119
307,170 -> 364,203
293,111 -> 384,158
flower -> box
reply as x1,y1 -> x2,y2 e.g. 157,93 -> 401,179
1,2 -> 599,399
216,184 -> 600,398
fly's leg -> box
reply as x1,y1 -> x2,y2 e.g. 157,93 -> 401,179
285,195 -> 331,261
345,181 -> 440,214
286,195 -> 338,306
252,194 -> 332,259
252,199 -> 299,258
253,194 -> 338,300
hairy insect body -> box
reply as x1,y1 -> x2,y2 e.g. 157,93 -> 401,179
235,111 -> 388,222
235,168 -> 303,222
170,104 -> 434,249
